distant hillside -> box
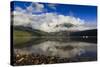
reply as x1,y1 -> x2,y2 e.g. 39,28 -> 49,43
70,29 -> 97,36
12,26 -> 97,37
12,26 -> 70,37
13,26 -> 48,36
70,29 -> 97,43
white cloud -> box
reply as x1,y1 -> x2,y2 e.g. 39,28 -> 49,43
12,3 -> 96,32
34,3 -> 44,12
26,4 -> 34,13
13,11 -> 32,26
26,3 -> 44,14
48,3 -> 56,10
15,7 -> 23,12
15,7 -> 26,13
14,2 -> 45,14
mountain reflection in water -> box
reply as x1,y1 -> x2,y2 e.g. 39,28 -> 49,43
14,37 -> 97,59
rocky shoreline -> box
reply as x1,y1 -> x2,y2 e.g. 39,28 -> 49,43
13,53 -> 96,66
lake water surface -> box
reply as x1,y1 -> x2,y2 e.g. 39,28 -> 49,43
14,37 -> 97,62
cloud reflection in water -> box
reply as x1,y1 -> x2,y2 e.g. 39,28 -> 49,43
14,40 -> 96,58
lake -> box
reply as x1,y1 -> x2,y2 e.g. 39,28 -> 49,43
13,37 -> 97,65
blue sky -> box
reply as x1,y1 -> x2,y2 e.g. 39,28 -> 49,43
11,1 -> 97,24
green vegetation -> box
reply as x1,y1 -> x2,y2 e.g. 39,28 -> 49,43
13,30 -> 33,45
13,26 -> 48,46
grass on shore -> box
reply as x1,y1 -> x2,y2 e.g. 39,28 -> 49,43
13,30 -> 33,45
